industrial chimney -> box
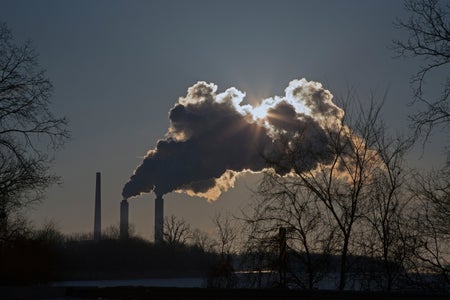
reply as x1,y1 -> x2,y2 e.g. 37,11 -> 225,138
154,195 -> 164,243
94,172 -> 101,241
120,199 -> 129,239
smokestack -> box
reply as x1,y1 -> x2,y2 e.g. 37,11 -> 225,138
154,195 -> 164,243
120,199 -> 129,239
94,172 -> 101,242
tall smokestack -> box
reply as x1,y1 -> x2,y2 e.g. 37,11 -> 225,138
120,199 -> 129,239
94,172 -> 101,242
154,195 -> 164,243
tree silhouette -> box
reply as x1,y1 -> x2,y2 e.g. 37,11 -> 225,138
247,174 -> 334,289
252,93 -> 414,290
407,169 -> 450,288
0,22 -> 69,240
163,215 -> 192,246
393,0 -> 450,142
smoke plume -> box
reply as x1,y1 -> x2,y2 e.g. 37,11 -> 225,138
122,79 -> 344,201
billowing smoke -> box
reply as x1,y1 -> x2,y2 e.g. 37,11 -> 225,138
122,79 -> 344,201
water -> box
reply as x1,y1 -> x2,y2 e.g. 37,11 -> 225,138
51,277 -> 205,288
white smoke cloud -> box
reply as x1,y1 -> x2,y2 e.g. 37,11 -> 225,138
122,78 -> 344,201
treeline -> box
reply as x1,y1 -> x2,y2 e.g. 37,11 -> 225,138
0,222 -> 222,285
0,202 -> 448,293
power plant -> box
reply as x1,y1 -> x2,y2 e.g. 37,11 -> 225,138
118,196 -> 163,242
93,172 -> 164,243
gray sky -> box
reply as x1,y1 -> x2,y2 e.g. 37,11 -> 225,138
1,0 -> 445,240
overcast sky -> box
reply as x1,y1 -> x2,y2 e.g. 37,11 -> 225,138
1,0 -> 445,240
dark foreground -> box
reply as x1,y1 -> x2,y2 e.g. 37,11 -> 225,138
1,286 -> 449,300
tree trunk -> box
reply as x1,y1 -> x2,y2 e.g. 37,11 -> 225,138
338,237 -> 349,290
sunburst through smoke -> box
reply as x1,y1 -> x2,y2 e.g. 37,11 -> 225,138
122,79 -> 344,201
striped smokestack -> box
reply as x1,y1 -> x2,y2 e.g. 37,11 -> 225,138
94,172 -> 101,241
154,195 -> 164,243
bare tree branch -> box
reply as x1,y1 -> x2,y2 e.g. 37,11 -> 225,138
393,0 -> 450,145
163,215 -> 191,246
0,22 -> 69,240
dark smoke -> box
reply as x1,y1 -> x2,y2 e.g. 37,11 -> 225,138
122,79 -> 344,200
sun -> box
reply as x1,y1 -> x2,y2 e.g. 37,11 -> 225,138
251,104 -> 269,121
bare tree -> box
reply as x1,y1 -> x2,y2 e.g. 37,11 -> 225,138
191,228 -> 216,252
212,212 -> 238,259
0,22 -> 69,238
296,102 -> 382,290
241,216 -> 280,288
393,0 -> 450,141
408,169 -> 450,288
258,94 -> 408,290
163,215 -> 191,246
414,169 -> 450,236
247,173 -> 335,289
359,129 -> 413,290
206,213 -> 239,288
393,1 -> 450,290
